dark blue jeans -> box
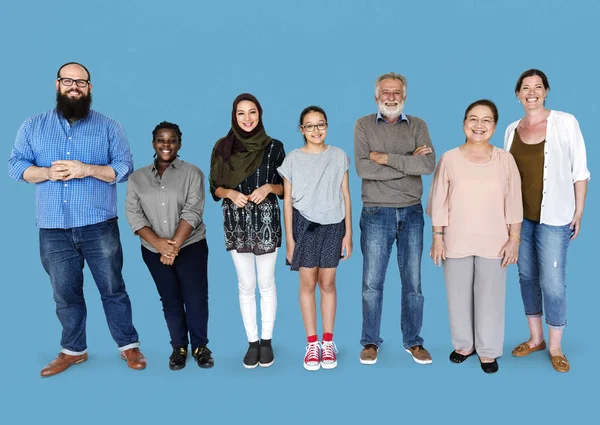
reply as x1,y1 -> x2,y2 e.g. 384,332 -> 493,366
360,204 -> 425,349
518,218 -> 571,328
39,218 -> 139,354
142,240 -> 209,350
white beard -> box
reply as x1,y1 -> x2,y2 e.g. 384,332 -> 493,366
377,99 -> 404,120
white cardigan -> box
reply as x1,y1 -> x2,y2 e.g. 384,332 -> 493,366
504,110 -> 590,226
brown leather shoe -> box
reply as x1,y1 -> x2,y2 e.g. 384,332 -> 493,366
120,347 -> 147,370
360,344 -> 379,365
40,352 -> 88,377
550,353 -> 570,373
512,340 -> 546,357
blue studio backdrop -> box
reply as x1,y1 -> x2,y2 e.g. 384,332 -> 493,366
1,0 -> 598,423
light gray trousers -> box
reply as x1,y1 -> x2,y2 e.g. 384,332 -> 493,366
442,256 -> 507,358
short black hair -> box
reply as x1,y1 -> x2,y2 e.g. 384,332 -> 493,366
57,62 -> 91,82
464,99 -> 499,123
152,121 -> 183,142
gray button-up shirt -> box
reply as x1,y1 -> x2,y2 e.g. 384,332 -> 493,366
126,158 -> 206,253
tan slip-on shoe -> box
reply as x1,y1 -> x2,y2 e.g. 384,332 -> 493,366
550,353 -> 570,373
512,340 -> 547,357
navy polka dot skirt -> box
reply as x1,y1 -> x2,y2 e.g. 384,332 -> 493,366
288,208 -> 345,271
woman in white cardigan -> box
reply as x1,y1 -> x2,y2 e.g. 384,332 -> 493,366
504,69 -> 590,373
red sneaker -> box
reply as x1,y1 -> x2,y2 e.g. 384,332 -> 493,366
321,340 -> 338,369
304,341 -> 321,371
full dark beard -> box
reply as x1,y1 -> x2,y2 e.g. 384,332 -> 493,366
56,90 -> 92,121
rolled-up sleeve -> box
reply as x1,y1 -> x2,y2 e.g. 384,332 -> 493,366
125,177 -> 152,234
568,116 -> 591,183
425,153 -> 449,227
272,142 -> 286,199
8,120 -> 36,182
108,122 -> 134,184
277,155 -> 292,183
504,153 -> 523,225
179,167 -> 204,229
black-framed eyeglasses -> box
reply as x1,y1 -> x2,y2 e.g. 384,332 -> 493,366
58,78 -> 90,88
301,122 -> 328,132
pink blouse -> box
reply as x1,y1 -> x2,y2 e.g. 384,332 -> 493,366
426,147 -> 523,259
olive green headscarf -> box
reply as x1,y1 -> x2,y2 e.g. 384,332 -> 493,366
210,93 -> 272,191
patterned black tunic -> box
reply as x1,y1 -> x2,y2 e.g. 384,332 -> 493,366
211,140 -> 285,255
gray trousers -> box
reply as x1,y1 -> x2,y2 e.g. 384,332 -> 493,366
442,256 -> 507,358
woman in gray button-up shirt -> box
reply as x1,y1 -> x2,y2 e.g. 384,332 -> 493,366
126,121 -> 214,371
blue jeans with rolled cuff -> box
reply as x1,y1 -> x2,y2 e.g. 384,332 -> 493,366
517,218 -> 571,329
360,204 -> 425,349
39,218 -> 140,354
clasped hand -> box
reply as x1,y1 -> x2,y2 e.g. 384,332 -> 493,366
48,160 -> 89,181
155,238 -> 180,266
228,184 -> 271,208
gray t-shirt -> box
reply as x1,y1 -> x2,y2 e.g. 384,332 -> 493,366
277,145 -> 350,225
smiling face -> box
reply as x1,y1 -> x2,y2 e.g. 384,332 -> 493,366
300,111 -> 328,146
235,100 -> 259,133
375,78 -> 405,119
463,105 -> 497,145
517,75 -> 549,110
55,63 -> 92,99
153,128 -> 181,163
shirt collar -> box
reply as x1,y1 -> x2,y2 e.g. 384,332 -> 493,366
376,111 -> 409,124
55,108 -> 94,126
152,157 -> 182,175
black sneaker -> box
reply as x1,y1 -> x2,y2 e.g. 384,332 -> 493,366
169,347 -> 187,371
243,341 -> 260,369
259,339 -> 274,368
192,346 -> 214,369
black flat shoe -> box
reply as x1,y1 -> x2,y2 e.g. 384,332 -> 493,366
193,346 -> 214,369
243,341 -> 260,369
449,350 -> 476,363
259,339 -> 274,368
169,347 -> 187,371
480,359 -> 498,374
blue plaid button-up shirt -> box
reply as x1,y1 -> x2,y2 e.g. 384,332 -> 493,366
8,109 -> 134,229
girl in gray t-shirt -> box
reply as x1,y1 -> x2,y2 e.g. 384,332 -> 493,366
277,106 -> 352,371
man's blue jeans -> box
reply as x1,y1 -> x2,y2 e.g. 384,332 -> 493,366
39,218 -> 140,354
360,204 -> 425,349
518,218 -> 571,329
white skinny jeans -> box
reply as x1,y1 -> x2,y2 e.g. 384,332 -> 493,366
230,250 -> 278,342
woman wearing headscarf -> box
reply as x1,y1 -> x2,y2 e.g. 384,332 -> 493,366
210,93 -> 285,369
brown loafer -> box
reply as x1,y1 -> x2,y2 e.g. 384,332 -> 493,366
512,340 -> 546,357
41,352 -> 88,377
550,353 -> 570,373
120,347 -> 147,370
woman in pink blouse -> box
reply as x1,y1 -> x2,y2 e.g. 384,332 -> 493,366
426,99 -> 523,374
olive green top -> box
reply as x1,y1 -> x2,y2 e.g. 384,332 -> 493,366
510,129 -> 545,222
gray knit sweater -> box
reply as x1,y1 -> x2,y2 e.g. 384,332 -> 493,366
354,114 -> 436,207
